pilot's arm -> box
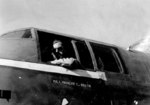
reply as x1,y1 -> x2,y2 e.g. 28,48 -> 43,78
50,58 -> 84,69
50,58 -> 75,66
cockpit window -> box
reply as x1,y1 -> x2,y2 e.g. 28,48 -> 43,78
90,42 -> 121,73
37,31 -> 76,63
1,29 -> 32,38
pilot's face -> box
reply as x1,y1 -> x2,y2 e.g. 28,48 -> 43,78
53,42 -> 63,55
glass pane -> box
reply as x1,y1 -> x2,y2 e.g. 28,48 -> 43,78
90,42 -> 120,72
75,41 -> 94,70
1,29 -> 32,38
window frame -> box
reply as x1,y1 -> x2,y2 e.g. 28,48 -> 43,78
35,30 -> 78,63
85,41 -> 98,71
111,49 -> 124,73
71,40 -> 80,62
34,28 -> 42,62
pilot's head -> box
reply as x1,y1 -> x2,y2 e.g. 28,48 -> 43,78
52,40 -> 64,55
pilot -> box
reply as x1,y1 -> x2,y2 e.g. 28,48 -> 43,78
49,40 -> 83,69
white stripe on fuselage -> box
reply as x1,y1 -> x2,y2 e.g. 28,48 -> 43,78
0,58 -> 107,81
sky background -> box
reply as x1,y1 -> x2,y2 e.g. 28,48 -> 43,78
0,0 -> 150,48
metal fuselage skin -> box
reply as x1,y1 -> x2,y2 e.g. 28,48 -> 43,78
0,28 -> 150,105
